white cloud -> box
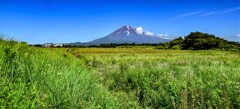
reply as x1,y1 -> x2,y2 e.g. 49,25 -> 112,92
157,34 -> 165,37
136,27 -> 143,34
135,27 -> 170,39
237,34 -> 240,38
145,31 -> 154,36
136,27 -> 154,36
157,34 -> 171,39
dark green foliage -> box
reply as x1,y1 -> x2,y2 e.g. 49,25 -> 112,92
169,37 -> 184,49
168,32 -> 240,50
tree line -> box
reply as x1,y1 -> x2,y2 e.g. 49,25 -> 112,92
32,32 -> 240,50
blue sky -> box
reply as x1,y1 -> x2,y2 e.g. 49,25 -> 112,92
0,0 -> 240,44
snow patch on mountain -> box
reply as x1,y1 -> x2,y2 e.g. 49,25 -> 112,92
127,26 -> 130,30
126,31 -> 130,36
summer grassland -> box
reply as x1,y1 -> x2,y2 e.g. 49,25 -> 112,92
1,39 -> 239,108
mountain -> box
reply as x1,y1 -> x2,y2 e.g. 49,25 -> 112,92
71,26 -> 170,46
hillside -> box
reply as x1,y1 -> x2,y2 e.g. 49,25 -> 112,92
166,32 -> 240,50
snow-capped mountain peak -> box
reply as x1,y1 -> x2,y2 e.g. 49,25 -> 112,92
110,26 -> 137,36
67,25 -> 171,46
83,26 -> 170,44
126,26 -> 130,30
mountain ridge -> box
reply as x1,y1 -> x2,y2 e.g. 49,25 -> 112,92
70,26 -> 170,46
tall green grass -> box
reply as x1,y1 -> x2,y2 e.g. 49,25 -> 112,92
1,39 -> 239,108
0,39 -> 123,108
80,49 -> 240,108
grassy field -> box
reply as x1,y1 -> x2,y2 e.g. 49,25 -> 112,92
1,40 -> 240,108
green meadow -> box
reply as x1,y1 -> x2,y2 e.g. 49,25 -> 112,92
1,39 -> 239,108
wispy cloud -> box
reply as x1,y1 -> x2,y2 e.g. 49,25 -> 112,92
170,11 -> 203,21
171,6 -> 240,20
201,6 -> 240,17
223,6 -> 240,13
200,11 -> 216,16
